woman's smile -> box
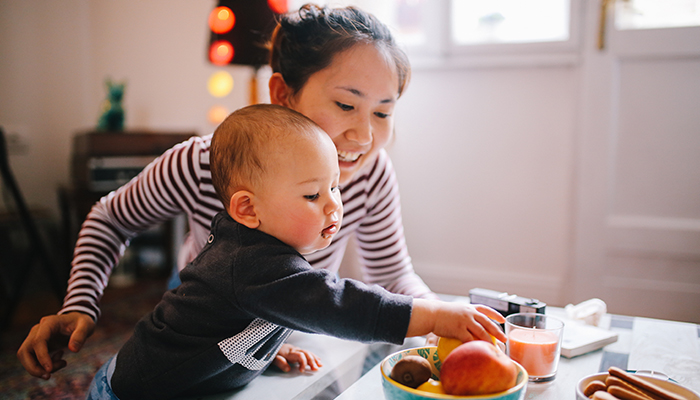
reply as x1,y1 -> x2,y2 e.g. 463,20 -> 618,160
287,43 -> 399,186
337,149 -> 362,163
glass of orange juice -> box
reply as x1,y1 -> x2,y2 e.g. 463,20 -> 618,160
505,313 -> 564,382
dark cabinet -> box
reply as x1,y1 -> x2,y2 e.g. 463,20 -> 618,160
64,131 -> 195,281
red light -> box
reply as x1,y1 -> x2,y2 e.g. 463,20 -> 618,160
209,40 -> 234,65
208,6 -> 235,34
267,0 -> 288,14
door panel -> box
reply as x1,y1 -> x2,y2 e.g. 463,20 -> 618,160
613,58 -> 700,218
573,0 -> 700,323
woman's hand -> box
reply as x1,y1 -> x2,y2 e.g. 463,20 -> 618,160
16,312 -> 95,379
273,343 -> 323,373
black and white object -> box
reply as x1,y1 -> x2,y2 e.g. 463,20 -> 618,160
469,288 -> 546,317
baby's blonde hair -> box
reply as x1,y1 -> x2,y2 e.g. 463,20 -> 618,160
210,104 -> 322,209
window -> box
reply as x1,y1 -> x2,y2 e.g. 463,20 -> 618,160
451,0 -> 570,45
288,0 -> 579,67
615,0 -> 700,30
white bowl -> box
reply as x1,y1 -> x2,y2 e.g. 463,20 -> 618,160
575,371 -> 700,400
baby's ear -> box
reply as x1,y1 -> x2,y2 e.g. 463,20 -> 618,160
228,191 -> 260,229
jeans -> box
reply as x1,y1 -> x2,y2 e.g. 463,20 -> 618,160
167,264 -> 181,290
86,355 -> 120,400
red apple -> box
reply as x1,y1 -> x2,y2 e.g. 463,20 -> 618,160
440,340 -> 517,396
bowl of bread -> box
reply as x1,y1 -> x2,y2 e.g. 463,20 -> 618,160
576,366 -> 699,400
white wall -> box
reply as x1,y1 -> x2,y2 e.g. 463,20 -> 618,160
0,0 -> 252,212
2,0 -> 578,308
0,1 -> 92,213
391,66 -> 577,306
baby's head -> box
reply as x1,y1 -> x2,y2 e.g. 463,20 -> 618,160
210,104 -> 343,254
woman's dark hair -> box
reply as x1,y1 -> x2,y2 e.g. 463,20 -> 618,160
269,3 -> 410,98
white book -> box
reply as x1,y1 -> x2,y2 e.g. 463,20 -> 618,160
561,321 -> 619,358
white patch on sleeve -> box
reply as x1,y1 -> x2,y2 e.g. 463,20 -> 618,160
217,318 -> 291,371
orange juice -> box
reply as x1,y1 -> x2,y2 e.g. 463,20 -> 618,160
507,328 -> 560,377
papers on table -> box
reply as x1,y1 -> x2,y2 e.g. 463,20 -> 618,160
561,320 -> 619,358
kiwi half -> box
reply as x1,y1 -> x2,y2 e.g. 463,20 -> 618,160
390,355 -> 432,389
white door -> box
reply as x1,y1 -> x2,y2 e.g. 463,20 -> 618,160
572,0 -> 700,322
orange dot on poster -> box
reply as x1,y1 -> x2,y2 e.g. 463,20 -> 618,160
209,40 -> 234,65
208,105 -> 230,125
208,6 -> 235,34
207,71 -> 234,98
267,0 -> 288,14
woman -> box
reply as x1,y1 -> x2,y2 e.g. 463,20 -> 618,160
18,4 -> 438,380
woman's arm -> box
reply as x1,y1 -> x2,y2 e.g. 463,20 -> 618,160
17,135 -> 212,379
61,136 -> 207,320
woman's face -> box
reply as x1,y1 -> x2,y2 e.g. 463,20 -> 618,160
281,44 -> 400,186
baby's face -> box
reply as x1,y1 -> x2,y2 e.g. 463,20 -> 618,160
254,129 -> 343,255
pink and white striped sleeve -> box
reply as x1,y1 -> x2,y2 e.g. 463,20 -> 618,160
59,136 -> 205,320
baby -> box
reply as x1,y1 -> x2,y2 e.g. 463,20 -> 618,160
87,104 -> 506,400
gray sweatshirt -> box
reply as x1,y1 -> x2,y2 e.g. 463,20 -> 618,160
111,212 -> 413,400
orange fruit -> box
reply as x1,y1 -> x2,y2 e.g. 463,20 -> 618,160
417,379 -> 446,394
437,335 -> 498,362
437,337 -> 462,362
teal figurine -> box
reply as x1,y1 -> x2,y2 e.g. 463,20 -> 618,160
97,79 -> 125,131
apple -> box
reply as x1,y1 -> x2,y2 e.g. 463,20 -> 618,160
440,340 -> 517,396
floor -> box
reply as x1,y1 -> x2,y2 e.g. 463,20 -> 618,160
0,271 -> 167,399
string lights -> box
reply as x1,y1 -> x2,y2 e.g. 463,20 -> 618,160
205,1 -> 286,124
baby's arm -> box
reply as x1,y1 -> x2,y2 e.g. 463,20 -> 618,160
273,344 -> 323,373
407,299 -> 507,343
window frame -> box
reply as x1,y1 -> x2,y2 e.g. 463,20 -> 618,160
401,0 -> 584,69
288,0 -> 584,69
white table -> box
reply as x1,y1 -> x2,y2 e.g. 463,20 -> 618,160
186,331 -> 373,400
193,297 -> 700,399
337,306 -> 700,399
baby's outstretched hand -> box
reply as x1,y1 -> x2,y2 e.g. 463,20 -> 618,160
273,344 -> 323,373
408,299 -> 507,344
436,303 -> 507,344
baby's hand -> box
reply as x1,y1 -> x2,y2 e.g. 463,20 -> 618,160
436,302 -> 507,343
408,299 -> 507,344
425,333 -> 439,346
273,343 -> 323,373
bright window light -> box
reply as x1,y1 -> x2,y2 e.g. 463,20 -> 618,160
615,0 -> 700,30
451,0 -> 570,45
287,0 -> 572,51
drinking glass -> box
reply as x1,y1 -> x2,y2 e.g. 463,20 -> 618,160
505,313 -> 564,382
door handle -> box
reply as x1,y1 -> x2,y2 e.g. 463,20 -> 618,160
598,0 -> 614,50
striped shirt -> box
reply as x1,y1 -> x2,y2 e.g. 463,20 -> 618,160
60,134 -> 436,321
